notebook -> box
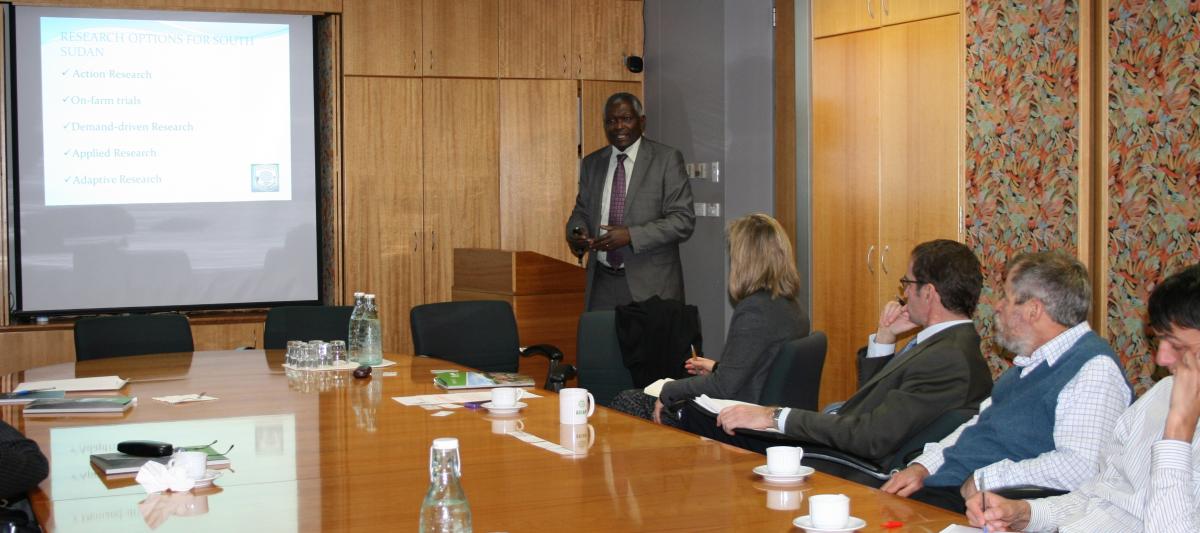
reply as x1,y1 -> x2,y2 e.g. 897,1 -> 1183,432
433,371 -> 534,389
90,444 -> 231,476
22,396 -> 135,416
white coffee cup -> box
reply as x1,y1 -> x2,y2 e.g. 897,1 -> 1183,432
809,493 -> 850,529
491,387 -> 520,407
559,388 -> 595,425
490,418 -> 525,434
766,445 -> 803,475
765,488 -> 803,511
167,450 -> 208,480
559,423 -> 596,455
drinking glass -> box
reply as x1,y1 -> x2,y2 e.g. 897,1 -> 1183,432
329,340 -> 348,365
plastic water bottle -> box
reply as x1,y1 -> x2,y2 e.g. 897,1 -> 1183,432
348,292 -> 366,363
419,438 -> 472,533
360,294 -> 383,366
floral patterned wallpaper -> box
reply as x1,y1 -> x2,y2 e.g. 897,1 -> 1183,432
964,0 -> 1081,376
316,16 -> 341,304
1106,0 -> 1200,395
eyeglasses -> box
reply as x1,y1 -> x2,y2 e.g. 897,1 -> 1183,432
898,277 -> 926,289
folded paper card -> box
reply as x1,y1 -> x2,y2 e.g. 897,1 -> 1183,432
16,376 -> 127,392
642,378 -> 674,398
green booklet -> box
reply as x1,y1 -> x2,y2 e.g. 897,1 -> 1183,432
90,444 -> 231,476
433,371 -> 534,389
23,396 -> 135,416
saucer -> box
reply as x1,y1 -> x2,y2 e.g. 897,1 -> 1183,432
192,469 -> 222,488
792,516 -> 866,532
481,401 -> 526,415
753,464 -> 814,484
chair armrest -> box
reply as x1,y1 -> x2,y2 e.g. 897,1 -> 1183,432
991,485 -> 1069,500
803,447 -> 891,481
546,364 -> 577,392
520,344 -> 564,363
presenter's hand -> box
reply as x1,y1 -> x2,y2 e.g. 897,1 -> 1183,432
685,356 -> 716,375
875,299 -> 919,345
965,491 -> 1030,531
1164,334 -> 1200,442
592,225 -> 631,251
880,464 -> 929,497
568,228 -> 592,255
715,405 -> 774,434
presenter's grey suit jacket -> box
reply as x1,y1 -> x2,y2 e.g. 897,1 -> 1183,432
566,138 -> 695,308
783,323 -> 992,465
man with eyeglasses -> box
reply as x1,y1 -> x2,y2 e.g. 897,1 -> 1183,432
689,240 -> 993,472
881,251 -> 1133,513
967,263 -> 1200,533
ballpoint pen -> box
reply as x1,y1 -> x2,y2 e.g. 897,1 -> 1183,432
980,472 -> 990,533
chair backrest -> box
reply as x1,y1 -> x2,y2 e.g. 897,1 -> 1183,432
74,313 -> 195,362
575,311 -> 635,407
410,301 -> 520,372
759,331 -> 827,411
887,407 -> 978,471
262,306 -> 354,349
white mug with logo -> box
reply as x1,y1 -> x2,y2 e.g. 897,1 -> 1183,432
491,387 -> 520,407
167,450 -> 208,480
558,387 -> 595,425
808,493 -> 850,529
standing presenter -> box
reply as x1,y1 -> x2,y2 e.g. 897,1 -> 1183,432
566,93 -> 695,311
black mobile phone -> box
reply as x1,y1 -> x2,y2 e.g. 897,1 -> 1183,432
571,226 -> 584,236
118,440 -> 174,457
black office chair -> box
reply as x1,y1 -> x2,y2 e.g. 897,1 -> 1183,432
759,332 -> 827,411
74,313 -> 195,362
262,305 -> 354,349
803,407 -> 978,488
410,300 -> 575,391
575,310 -> 635,407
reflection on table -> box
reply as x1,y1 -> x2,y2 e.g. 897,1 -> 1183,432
2,350 -> 965,532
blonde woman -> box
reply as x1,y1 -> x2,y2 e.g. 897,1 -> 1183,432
611,213 -> 810,427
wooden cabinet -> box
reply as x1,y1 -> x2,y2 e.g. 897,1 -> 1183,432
423,79 -> 500,303
810,14 -> 962,406
812,0 -> 881,38
500,0 -> 573,79
881,0 -> 960,26
343,0 -> 422,76
423,0 -> 498,78
499,80 -> 579,265
573,0 -> 644,81
343,77 -> 426,353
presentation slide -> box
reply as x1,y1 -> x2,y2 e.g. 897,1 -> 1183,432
12,6 -> 319,314
43,17 -> 292,206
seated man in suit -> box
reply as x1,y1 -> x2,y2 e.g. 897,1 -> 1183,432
686,239 -> 993,471
968,263 -> 1200,533
881,251 -> 1133,513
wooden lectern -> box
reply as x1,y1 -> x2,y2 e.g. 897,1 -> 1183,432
452,249 -> 587,382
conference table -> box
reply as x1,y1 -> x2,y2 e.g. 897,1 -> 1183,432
2,350 -> 966,532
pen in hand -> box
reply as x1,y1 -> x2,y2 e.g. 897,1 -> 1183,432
980,473 -> 990,533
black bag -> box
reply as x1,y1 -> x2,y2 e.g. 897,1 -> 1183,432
0,497 -> 41,533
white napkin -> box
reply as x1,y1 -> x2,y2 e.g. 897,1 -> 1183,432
135,461 -> 196,493
152,394 -> 217,404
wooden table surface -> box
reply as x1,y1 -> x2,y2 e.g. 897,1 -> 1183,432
2,351 -> 965,532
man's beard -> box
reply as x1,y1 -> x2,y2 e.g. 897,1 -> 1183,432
995,319 -> 1033,357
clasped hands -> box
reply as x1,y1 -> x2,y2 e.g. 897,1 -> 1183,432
568,225 -> 631,256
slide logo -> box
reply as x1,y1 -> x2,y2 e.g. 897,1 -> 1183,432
252,163 -> 280,192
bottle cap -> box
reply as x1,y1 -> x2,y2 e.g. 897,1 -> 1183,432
432,437 -> 459,450
365,294 -> 376,300
353,291 -> 365,297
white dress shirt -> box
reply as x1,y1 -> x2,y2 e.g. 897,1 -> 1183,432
598,137 -> 641,268
912,323 -> 1131,490
1023,376 -> 1199,533
776,319 -> 975,430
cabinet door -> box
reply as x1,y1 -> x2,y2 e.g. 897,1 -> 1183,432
343,0 -> 422,76
499,80 -> 579,264
812,0 -> 881,38
343,77 -> 425,353
573,0 -> 643,81
500,0 -> 572,78
880,0 -> 959,26
423,79 -> 500,304
580,80 -> 642,156
423,0 -> 499,78
811,30 -> 881,406
878,14 -> 962,303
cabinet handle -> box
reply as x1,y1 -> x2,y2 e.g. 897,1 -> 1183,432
428,50 -> 434,72
412,50 -> 417,72
431,230 -> 437,251
866,245 -> 875,274
867,0 -> 874,19
881,245 -> 890,274
414,232 -> 419,252
883,0 -> 889,17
